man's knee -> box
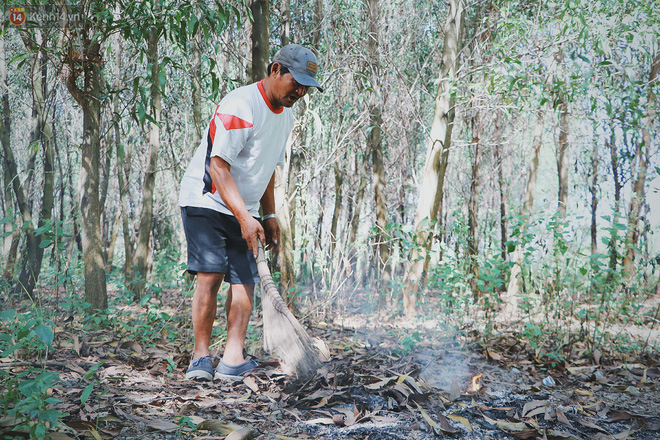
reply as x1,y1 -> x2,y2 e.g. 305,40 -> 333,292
228,284 -> 255,309
196,272 -> 224,293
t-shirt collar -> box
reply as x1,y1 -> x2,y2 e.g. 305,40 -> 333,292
257,80 -> 284,114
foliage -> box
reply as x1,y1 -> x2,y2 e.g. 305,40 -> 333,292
0,310 -> 66,440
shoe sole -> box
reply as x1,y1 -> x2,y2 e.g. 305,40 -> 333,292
186,370 -> 213,381
214,372 -> 244,381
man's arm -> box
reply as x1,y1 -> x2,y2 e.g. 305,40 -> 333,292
209,156 -> 264,257
260,172 -> 280,251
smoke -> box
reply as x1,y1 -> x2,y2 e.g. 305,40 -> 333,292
416,349 -> 472,393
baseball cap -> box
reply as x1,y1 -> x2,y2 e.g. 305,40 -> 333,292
273,44 -> 323,92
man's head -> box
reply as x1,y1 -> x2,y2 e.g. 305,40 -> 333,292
272,44 -> 323,92
264,44 -> 322,109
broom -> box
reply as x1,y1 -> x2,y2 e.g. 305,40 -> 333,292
256,240 -> 321,377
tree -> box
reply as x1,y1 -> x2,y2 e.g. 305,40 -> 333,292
13,32 -> 55,298
63,2 -> 113,310
365,0 -> 390,297
406,0 -> 465,316
250,0 -> 269,82
623,48 -> 660,278
129,7 -> 164,300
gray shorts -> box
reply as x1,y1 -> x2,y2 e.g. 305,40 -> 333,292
180,206 -> 260,284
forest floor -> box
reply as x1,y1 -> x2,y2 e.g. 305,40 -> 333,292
1,285 -> 659,440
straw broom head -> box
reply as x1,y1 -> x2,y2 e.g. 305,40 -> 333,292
257,242 -> 321,378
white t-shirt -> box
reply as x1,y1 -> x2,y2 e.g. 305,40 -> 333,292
179,81 -> 293,217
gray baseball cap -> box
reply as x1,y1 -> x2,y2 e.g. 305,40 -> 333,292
273,44 -> 323,92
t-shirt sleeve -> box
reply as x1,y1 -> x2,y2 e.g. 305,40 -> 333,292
210,99 -> 253,165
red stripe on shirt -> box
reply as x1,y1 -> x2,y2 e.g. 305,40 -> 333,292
217,113 -> 253,130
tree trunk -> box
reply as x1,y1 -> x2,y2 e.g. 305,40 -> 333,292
329,162 -> 343,258
493,114 -> 506,262
132,28 -> 162,300
607,129 -> 622,275
524,110 -> 544,213
281,0 -> 291,47
0,35 -> 18,277
590,135 -> 599,255
191,32 -> 203,147
274,162 -> 296,299
6,40 -> 53,298
622,49 -> 660,278
250,0 -> 269,82
16,48 -> 55,297
65,37 -> 108,310
503,109 -> 545,316
406,0 -> 464,315
348,160 -> 368,284
366,0 -> 390,295
556,94 -> 569,217
467,122 -> 480,296
312,0 -> 322,47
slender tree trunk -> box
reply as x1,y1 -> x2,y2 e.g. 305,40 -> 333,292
105,208 -> 121,270
607,129 -> 622,275
12,43 -> 54,298
467,119 -> 481,296
0,35 -> 17,275
65,37 -> 108,310
623,49 -> 660,278
281,0 -> 291,47
406,0 -> 464,316
493,114 -> 506,262
274,160 -> 296,299
348,160 -> 368,284
132,28 -> 162,300
524,110 -> 544,213
557,94 -> 569,217
503,109 -> 544,316
590,135 -> 599,255
366,0 -> 390,295
191,33 -> 202,146
250,0 -> 269,82
312,0 -> 322,47
329,163 -> 343,258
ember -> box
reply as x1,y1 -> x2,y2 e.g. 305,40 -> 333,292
471,373 -> 483,392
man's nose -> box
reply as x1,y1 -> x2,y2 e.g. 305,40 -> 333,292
297,85 -> 308,96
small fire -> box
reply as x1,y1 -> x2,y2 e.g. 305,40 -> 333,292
471,374 -> 483,392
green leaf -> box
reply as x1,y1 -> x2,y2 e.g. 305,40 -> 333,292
84,361 -> 106,381
81,382 -> 94,404
0,309 -> 16,321
39,408 -> 64,424
139,293 -> 152,307
33,324 -> 54,346
8,53 -> 31,67
39,239 -> 53,249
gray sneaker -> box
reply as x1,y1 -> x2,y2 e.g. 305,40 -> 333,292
214,359 -> 258,381
185,356 -> 215,381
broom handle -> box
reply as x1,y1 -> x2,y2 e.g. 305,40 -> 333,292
256,240 -> 289,315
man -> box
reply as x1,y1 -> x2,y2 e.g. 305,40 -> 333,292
179,44 -> 322,381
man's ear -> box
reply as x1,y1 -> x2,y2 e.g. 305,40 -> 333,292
270,62 -> 282,77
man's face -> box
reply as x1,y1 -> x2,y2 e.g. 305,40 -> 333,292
272,64 -> 309,108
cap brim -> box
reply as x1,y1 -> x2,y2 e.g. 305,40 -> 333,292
289,70 -> 324,92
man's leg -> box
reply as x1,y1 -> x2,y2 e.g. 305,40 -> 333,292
222,283 -> 254,365
192,272 -> 224,359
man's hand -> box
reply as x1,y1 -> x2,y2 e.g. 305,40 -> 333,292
238,216 -> 265,258
262,217 -> 280,252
